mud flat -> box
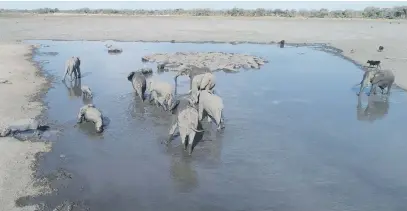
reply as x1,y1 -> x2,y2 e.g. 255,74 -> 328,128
0,42 -> 50,211
142,52 -> 268,72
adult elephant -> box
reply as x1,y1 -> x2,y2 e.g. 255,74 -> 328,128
77,104 -> 105,133
357,69 -> 395,96
148,79 -> 174,111
189,72 -> 216,96
191,90 -> 225,130
174,65 -> 211,89
166,101 -> 204,155
63,56 -> 81,81
127,71 -> 147,102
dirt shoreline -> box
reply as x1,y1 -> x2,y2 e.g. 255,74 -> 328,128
0,42 -> 50,211
0,14 -> 406,210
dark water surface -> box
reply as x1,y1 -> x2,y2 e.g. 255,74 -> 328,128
22,40 -> 407,211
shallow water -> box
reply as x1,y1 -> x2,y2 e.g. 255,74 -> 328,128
22,40 -> 407,211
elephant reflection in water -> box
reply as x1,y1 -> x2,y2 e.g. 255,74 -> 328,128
170,156 -> 198,192
356,95 -> 389,122
63,79 -> 93,104
63,78 -> 82,98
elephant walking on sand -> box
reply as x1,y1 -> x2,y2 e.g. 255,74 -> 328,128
77,104 -> 104,133
166,100 -> 204,155
192,90 -> 225,130
127,71 -> 147,102
357,69 -> 394,96
148,79 -> 174,111
63,56 -> 81,81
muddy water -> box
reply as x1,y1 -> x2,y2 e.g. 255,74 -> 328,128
22,40 -> 407,211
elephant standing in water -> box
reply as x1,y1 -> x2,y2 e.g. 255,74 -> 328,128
166,99 -> 204,155
63,56 -> 81,81
356,95 -> 389,122
357,69 -> 395,96
174,65 -> 211,88
192,90 -> 225,130
148,79 -> 174,111
189,72 -> 216,96
77,104 -> 105,133
127,71 -> 147,102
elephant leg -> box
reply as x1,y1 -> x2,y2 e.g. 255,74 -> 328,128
207,116 -> 212,123
180,131 -> 187,150
387,83 -> 393,95
358,84 -> 366,96
77,66 -> 81,78
198,103 -> 204,121
166,122 -> 178,145
187,131 -> 196,155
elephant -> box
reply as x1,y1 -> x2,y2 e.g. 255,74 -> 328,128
356,95 -> 389,122
369,69 -> 395,96
191,90 -> 225,130
127,71 -> 147,102
378,46 -> 384,52
357,69 -> 394,96
148,79 -> 174,111
81,85 -> 93,98
169,94 -> 195,115
174,65 -> 210,88
166,102 -> 205,155
77,104 -> 104,133
189,72 -> 216,96
0,118 -> 49,140
279,40 -> 285,48
63,56 -> 81,81
366,60 -> 381,69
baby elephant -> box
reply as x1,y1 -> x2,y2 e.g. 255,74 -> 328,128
148,79 -> 174,111
166,101 -> 204,155
77,104 -> 104,133
63,56 -> 81,81
81,85 -> 93,98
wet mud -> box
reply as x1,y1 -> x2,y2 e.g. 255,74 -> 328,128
19,40 -> 407,211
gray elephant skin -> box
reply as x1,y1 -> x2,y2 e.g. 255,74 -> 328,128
77,104 -> 104,133
127,71 -> 147,102
189,72 -> 216,95
166,102 -> 204,155
63,56 -> 81,81
81,85 -> 93,98
357,69 -> 395,96
148,79 -> 174,111
174,65 -> 211,87
192,90 -> 225,130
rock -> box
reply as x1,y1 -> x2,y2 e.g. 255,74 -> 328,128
0,79 -> 11,84
142,52 -> 267,73
139,68 -> 153,75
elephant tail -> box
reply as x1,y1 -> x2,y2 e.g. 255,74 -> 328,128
191,127 -> 204,133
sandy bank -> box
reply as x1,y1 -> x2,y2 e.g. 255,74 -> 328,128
0,42 -> 50,211
0,15 -> 406,88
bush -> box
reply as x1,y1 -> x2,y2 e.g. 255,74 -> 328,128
1,6 -> 406,19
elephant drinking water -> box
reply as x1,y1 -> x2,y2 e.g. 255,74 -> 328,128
357,69 -> 394,96
77,104 -> 105,133
63,56 -> 81,81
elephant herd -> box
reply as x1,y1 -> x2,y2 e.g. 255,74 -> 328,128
64,56 -> 225,155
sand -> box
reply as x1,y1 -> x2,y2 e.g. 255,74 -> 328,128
0,42 -> 50,211
0,14 -> 406,210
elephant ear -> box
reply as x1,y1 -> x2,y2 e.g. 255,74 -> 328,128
127,72 -> 135,81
